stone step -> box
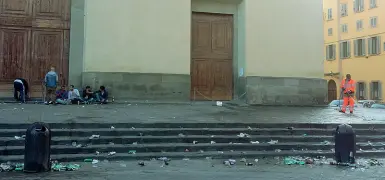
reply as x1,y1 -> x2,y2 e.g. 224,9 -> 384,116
1,150 -> 385,163
0,128 -> 383,137
0,142 -> 383,156
1,135 -> 384,146
0,123 -> 382,129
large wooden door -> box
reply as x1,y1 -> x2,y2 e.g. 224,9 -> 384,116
191,12 -> 233,101
328,80 -> 337,103
0,0 -> 70,98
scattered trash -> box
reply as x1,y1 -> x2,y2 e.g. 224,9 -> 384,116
250,141 -> 259,144
237,133 -> 250,138
247,126 -> 252,130
254,159 -> 259,163
284,157 -> 305,165
185,149 -> 189,152
84,158 -> 93,162
275,149 -> 282,152
119,163 -> 127,167
110,126 -> 115,129
95,151 -> 100,155
240,158 -> 247,162
71,142 -> 77,147
303,134 -> 307,136
76,144 -> 83,148
131,127 -> 136,130
210,141 -> 216,144
109,142 -> 115,145
128,150 -> 136,154
218,151 -> 224,154
210,135 -> 215,138
245,163 -> 253,166
287,127 -> 294,130
216,101 -> 223,106
158,157 -> 170,162
89,135 -> 100,140
132,142 -> 138,145
193,141 -> 198,144
108,151 -> 116,156
321,140 -> 331,145
92,159 -> 99,164
138,161 -> 145,166
368,159 -> 382,166
199,150 -> 204,153
182,158 -> 190,161
0,163 -> 12,172
178,133 -> 185,137
268,140 -> 278,144
14,136 -> 23,140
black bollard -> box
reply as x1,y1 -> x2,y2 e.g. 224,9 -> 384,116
334,124 -> 356,164
24,122 -> 51,173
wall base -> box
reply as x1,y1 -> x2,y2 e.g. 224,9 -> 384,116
245,76 -> 327,106
82,72 -> 190,100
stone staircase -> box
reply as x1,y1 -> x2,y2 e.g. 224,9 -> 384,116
1,123 -> 385,162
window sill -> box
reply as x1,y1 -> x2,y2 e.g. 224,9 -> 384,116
325,59 -> 336,61
355,55 -> 367,57
369,6 -> 377,9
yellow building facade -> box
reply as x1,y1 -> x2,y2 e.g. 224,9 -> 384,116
324,0 -> 385,102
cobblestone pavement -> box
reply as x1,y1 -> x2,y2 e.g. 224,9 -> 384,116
1,102 -> 385,124
1,159 -> 385,180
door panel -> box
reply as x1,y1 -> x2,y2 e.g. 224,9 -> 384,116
191,12 -> 233,101
191,59 -> 211,100
0,27 -> 29,83
0,0 -> 32,27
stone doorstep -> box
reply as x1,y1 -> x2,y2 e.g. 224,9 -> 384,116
3,134 -> 385,147
1,150 -> 384,163
0,142 -> 381,156
0,123 -> 383,130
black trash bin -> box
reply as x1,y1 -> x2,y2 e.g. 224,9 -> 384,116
24,122 -> 51,173
334,124 -> 356,164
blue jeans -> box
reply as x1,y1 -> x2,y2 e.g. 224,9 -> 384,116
14,82 -> 25,103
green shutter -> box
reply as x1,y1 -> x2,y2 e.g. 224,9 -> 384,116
347,41 -> 351,57
379,81 -> 383,100
355,82 -> 359,99
332,44 -> 336,60
354,40 -> 358,56
339,42 -> 343,58
363,82 -> 367,99
368,38 -> 373,55
377,36 -> 381,54
362,39 -> 366,55
370,82 -> 374,99
326,46 -> 329,60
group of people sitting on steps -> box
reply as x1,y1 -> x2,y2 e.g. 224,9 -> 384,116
13,66 -> 109,105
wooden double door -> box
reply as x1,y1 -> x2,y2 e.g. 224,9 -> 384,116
191,12 -> 233,101
0,0 -> 70,97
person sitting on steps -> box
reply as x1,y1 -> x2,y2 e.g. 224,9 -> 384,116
55,85 -> 68,105
82,86 -> 95,104
96,86 -> 109,104
68,85 -> 83,104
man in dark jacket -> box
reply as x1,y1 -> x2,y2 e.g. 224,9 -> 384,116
14,78 -> 29,103
96,86 -> 109,104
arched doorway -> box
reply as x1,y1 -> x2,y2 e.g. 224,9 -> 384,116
328,80 -> 337,103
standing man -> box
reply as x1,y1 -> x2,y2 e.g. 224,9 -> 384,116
44,66 -> 59,105
13,78 -> 29,103
340,74 -> 355,114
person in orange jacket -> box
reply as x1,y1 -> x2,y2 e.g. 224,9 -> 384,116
339,74 -> 356,113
